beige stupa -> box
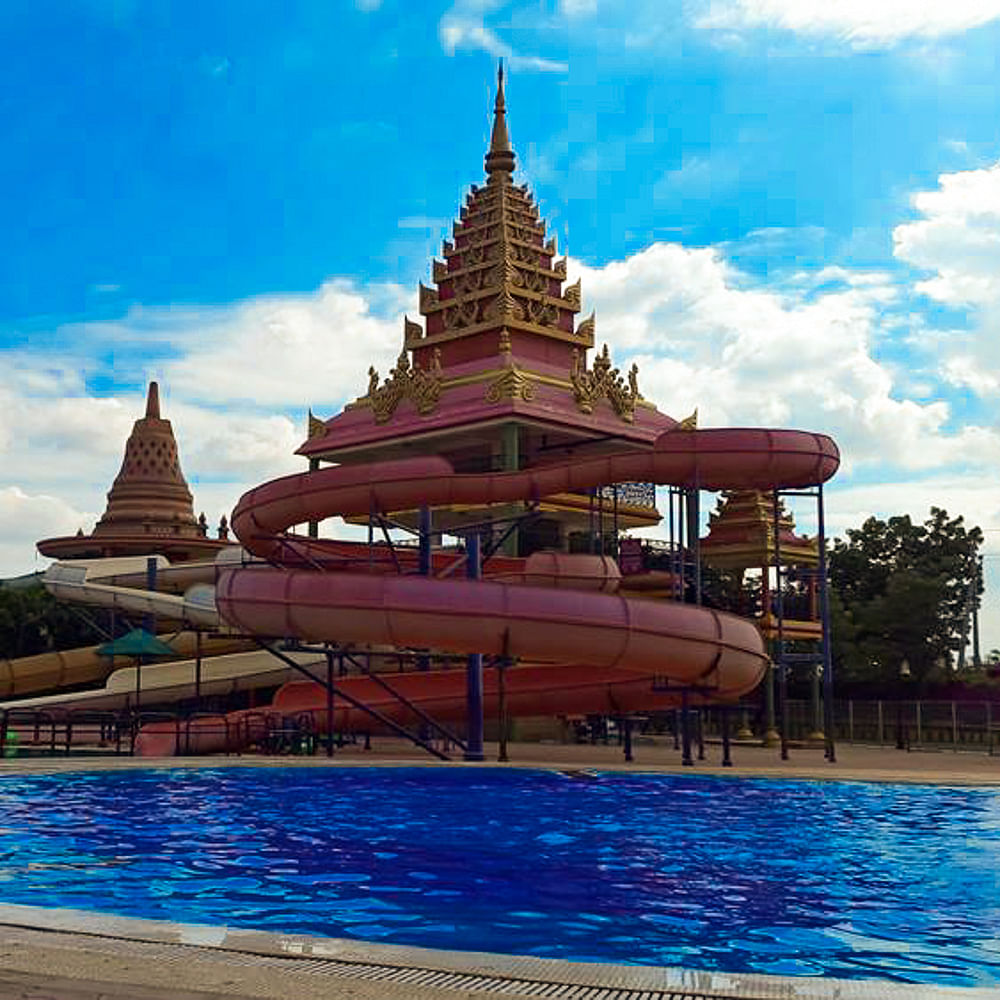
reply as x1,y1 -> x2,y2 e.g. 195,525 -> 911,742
38,383 -> 230,563
91,382 -> 200,539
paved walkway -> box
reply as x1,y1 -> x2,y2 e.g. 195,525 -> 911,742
3,736 -> 999,783
0,741 -> 998,999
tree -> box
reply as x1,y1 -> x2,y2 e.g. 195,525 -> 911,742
0,584 -> 99,661
828,507 -> 983,689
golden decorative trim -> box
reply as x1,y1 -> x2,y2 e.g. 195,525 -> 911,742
404,316 -> 423,340
564,279 -> 581,311
405,316 -> 587,351
307,409 -> 326,439
675,408 -> 698,430
418,283 -> 438,313
570,344 -> 641,423
361,349 -> 443,424
483,285 -> 526,322
576,312 -> 595,341
486,364 -> 535,403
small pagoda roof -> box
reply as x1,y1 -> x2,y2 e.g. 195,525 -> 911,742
301,64 -> 677,464
701,489 -> 819,570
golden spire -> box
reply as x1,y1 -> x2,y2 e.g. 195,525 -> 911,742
485,60 -> 515,181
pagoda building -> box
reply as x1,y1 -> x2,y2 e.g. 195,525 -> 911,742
700,489 -> 820,642
700,489 -> 823,742
301,66 -> 674,555
37,382 -> 230,564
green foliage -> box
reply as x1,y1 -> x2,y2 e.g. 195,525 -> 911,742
0,584 -> 98,660
828,507 -> 983,689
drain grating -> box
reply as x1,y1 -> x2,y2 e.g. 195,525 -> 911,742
5,925 -> 752,1000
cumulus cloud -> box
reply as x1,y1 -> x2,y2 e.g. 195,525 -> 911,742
892,161 -> 1000,396
694,0 -> 1000,48
894,161 -> 1000,307
0,487 -> 97,577
568,241 -> 1000,474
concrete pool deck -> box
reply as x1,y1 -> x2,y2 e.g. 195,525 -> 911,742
0,741 -> 998,1000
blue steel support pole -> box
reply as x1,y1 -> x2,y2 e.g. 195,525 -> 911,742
817,483 -> 837,763
721,707 -> 732,767
464,533 -> 485,761
307,458 -> 320,538
773,491 -> 789,761
668,489 -> 676,599
417,506 -> 432,675
687,483 -> 702,606
139,556 -> 157,716
326,648 -> 335,758
418,506 -> 432,576
681,688 -> 693,766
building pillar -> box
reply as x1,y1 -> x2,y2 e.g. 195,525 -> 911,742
809,664 -> 825,741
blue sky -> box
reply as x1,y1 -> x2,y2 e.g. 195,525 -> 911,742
3,0 -> 1000,648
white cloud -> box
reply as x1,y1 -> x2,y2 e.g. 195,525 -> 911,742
893,161 -> 1000,307
569,241 -> 1000,472
891,161 -> 1000,398
694,0 -> 1000,48
439,1 -> 568,72
0,487 -> 97,577
157,280 -> 408,409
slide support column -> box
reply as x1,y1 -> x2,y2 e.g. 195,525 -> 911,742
464,534 -> 486,761
817,483 -> 837,763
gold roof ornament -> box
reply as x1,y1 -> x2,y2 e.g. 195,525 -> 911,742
307,409 -> 326,439
570,345 -> 641,423
675,408 -> 698,431
362,348 -> 444,424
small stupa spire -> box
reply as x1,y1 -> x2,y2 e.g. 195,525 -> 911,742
145,380 -> 161,419
485,60 -> 515,180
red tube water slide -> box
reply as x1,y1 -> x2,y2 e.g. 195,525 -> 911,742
135,428 -> 838,756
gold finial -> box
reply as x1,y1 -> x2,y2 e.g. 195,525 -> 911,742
485,59 -> 515,180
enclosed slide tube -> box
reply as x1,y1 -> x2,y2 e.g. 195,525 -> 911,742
136,428 -> 838,756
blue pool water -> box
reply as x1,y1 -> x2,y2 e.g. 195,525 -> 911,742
0,767 -> 998,986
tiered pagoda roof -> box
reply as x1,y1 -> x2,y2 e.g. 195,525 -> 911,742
301,64 -> 675,465
37,383 -> 231,563
700,490 -> 819,572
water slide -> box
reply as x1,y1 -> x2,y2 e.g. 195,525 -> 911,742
0,557 -> 258,701
136,427 -> 839,756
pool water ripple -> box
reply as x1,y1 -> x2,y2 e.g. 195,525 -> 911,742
0,767 -> 998,986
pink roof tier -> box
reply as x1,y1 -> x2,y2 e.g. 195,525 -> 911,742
300,65 -> 676,469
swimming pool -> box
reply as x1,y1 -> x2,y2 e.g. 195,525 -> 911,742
0,766 -> 997,986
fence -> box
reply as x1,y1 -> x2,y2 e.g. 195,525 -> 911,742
714,698 -> 1000,753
